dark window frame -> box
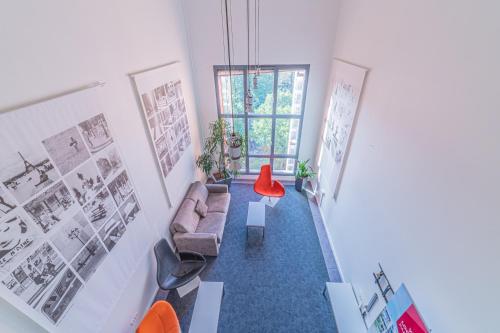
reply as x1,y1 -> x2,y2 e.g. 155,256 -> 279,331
213,64 -> 310,175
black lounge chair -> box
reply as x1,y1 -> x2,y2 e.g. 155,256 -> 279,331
154,238 -> 207,292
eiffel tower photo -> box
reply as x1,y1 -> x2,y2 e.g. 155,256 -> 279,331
18,152 -> 35,173
1,149 -> 57,204
17,152 -> 49,187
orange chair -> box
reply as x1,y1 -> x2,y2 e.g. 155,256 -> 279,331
136,301 -> 180,333
254,164 -> 285,206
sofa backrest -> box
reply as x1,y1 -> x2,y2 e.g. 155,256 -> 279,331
185,181 -> 208,204
170,199 -> 200,234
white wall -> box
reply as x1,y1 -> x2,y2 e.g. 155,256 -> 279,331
182,0 -> 340,162
0,0 -> 201,332
318,0 -> 500,332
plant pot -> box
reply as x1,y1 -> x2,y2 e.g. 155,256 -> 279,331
229,160 -> 241,172
295,177 -> 304,192
212,171 -> 233,188
228,145 -> 241,160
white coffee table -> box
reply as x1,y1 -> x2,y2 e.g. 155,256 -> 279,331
246,201 -> 266,240
189,281 -> 224,333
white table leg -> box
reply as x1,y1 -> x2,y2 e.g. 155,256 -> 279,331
177,276 -> 201,298
260,196 -> 280,207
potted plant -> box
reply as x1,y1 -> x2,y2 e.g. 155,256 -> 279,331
228,132 -> 243,160
196,119 -> 245,187
295,159 -> 316,192
195,151 -> 213,177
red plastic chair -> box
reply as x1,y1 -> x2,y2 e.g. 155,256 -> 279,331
254,164 -> 285,203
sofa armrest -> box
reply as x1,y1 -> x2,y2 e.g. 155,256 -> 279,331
205,184 -> 228,194
173,232 -> 219,257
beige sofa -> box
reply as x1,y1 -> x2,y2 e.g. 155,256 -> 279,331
170,181 -> 231,256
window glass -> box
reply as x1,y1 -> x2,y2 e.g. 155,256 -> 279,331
248,118 -> 272,155
216,66 -> 308,175
273,158 -> 295,174
247,70 -> 274,114
276,70 -> 305,115
274,118 -> 300,155
249,157 -> 270,173
218,70 -> 244,115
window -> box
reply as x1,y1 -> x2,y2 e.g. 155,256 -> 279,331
215,65 -> 309,175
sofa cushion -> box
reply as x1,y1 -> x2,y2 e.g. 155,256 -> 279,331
195,199 -> 208,217
206,193 -> 230,214
196,212 -> 226,242
170,199 -> 200,234
185,181 -> 209,204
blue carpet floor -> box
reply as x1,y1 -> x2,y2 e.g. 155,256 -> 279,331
172,184 -> 336,332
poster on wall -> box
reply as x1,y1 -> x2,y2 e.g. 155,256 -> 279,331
130,62 -> 195,207
321,59 -> 367,200
0,85 -> 155,332
369,284 -> 429,333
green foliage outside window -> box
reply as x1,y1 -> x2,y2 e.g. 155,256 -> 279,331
248,72 -> 295,155
218,67 -> 306,174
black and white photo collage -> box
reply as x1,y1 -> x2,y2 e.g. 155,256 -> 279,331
140,79 -> 192,178
0,113 -> 142,325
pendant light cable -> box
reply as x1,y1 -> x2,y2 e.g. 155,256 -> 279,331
247,0 -> 250,73
254,0 -> 257,72
220,0 -> 228,120
245,0 -> 253,113
257,0 -> 261,70
220,0 -> 227,71
223,0 -> 235,133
